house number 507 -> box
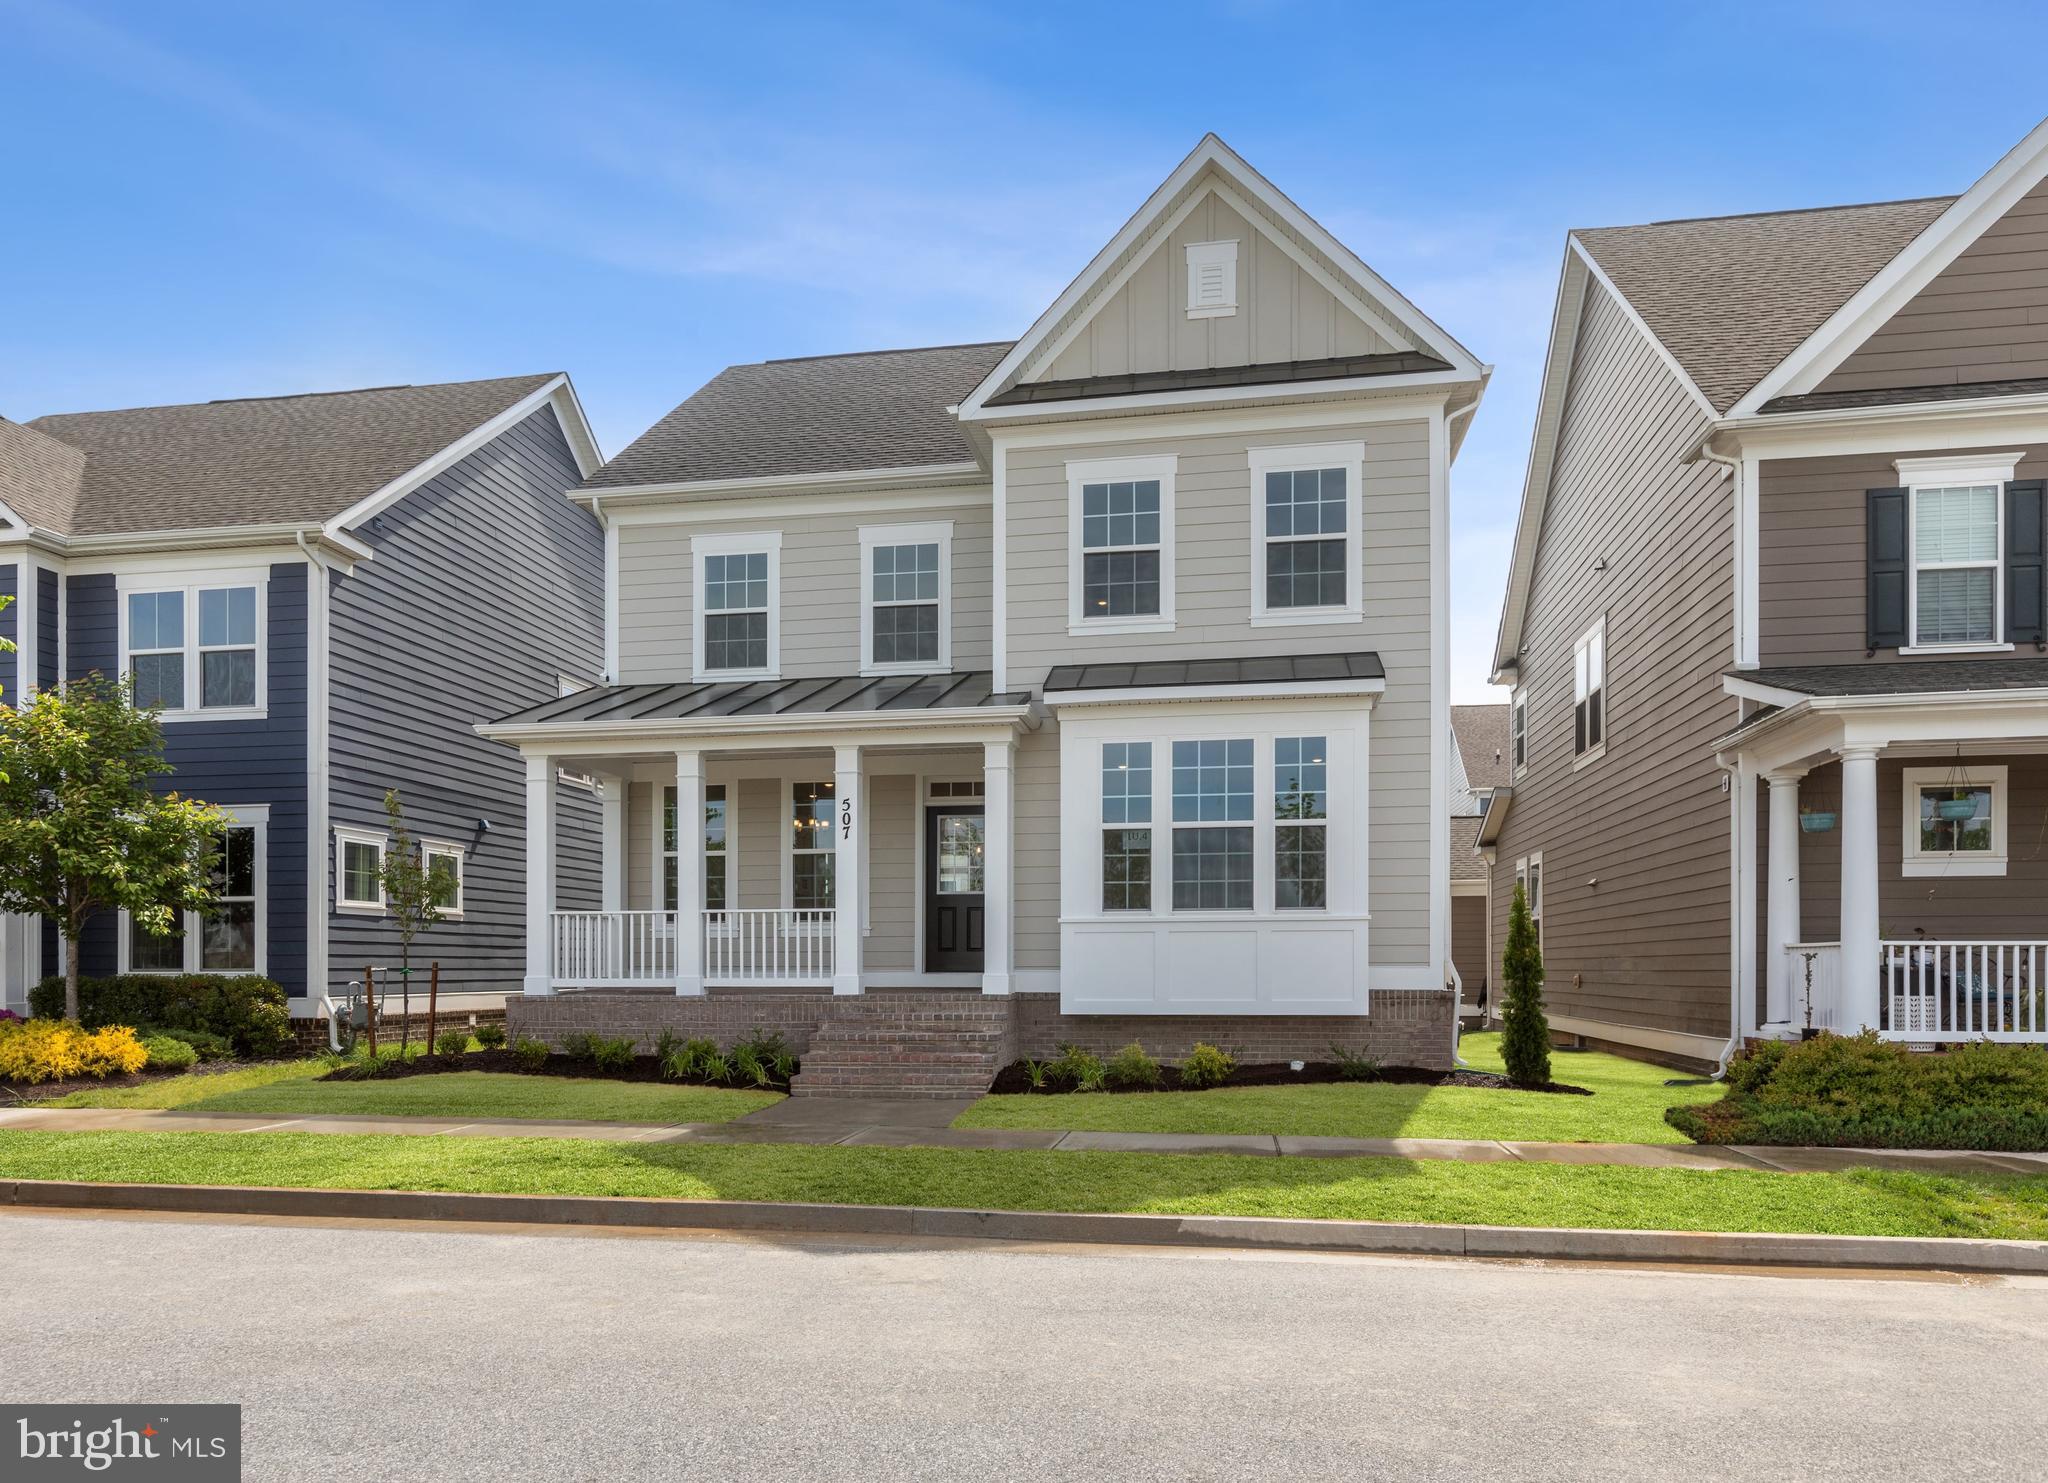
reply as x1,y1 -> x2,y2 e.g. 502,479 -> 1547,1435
841,797 -> 854,839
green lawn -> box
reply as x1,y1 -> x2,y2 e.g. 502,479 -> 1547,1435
0,1129 -> 2042,1239
956,1032 -> 1723,1144
42,1064 -> 780,1124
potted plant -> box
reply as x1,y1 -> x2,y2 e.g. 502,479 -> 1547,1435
1798,807 -> 1837,833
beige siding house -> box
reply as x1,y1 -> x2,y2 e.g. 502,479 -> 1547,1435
1488,117 -> 2048,1068
479,136 -> 1488,1093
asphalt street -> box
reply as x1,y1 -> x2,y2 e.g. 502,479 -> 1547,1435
4,1208 -> 2043,1481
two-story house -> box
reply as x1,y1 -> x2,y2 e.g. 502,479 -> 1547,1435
1487,116 -> 2048,1069
0,375 -> 605,1030
481,136 -> 1488,1094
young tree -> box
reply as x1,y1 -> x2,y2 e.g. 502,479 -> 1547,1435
0,593 -> 13,780
377,790 -> 448,1052
0,674 -> 229,1020
1499,878 -> 1551,1087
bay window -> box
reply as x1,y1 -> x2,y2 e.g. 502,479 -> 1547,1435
1274,736 -> 1328,909
1171,739 -> 1254,910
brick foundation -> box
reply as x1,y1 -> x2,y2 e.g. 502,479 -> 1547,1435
505,988 -> 1457,1075
290,1005 -> 510,1054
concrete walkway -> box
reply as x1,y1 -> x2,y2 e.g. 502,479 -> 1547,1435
3,1100 -> 2045,1175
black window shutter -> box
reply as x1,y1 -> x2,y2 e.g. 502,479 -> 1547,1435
2006,480 -> 2046,646
1866,488 -> 1909,651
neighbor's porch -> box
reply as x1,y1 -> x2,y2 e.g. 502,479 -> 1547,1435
519,730 -> 1023,997
1726,673 -> 2048,1044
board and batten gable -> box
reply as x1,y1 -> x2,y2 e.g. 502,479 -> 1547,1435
1028,186 -> 1402,384
1758,443 -> 2048,667
326,403 -> 604,1000
1489,278 -> 1736,1046
611,490 -> 994,684
1816,176 -> 2048,396
60,564 -> 311,992
1000,410 -> 1437,977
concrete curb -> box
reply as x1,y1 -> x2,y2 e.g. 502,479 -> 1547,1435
4,1178 -> 2045,1275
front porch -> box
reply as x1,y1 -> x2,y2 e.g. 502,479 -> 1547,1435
1725,663 -> 2048,1045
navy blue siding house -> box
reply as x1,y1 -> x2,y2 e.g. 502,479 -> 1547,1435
0,377 -> 604,1024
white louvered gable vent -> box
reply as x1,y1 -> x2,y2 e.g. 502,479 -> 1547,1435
1185,240 -> 1238,319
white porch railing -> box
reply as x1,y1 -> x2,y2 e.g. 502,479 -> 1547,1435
549,909 -> 836,988
704,909 -> 835,986
1880,940 -> 2048,1043
551,911 -> 676,987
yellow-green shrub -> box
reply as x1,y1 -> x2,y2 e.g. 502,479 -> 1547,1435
0,1019 -> 149,1084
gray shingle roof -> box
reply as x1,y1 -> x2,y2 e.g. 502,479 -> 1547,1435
1574,196 -> 1953,414
1451,703 -> 1511,789
1449,815 -> 1486,883
1761,375 -> 2048,415
584,342 -> 1013,490
1043,652 -> 1385,695
0,416 -> 85,532
492,671 -> 1028,728
1742,658 -> 2048,697
21,374 -> 557,537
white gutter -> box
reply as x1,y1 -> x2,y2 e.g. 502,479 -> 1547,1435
295,528 -> 336,1016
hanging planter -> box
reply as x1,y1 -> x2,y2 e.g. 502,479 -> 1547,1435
1798,810 -> 1838,834
1936,794 -> 1979,822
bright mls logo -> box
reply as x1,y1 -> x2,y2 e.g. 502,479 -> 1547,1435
5,1405 -> 240,1479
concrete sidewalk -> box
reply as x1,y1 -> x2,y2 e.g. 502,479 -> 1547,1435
3,1100 -> 2045,1176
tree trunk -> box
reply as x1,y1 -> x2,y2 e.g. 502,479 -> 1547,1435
426,961 -> 439,1055
63,930 -> 81,1023
400,947 -> 412,1053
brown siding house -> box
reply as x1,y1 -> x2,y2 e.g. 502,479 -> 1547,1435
1490,116 -> 2048,1067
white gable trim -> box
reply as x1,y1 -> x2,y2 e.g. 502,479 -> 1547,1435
323,375 -> 604,536
1730,119 -> 2048,418
957,135 -> 1483,420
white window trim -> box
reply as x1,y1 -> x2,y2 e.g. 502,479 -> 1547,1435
420,840 -> 466,919
662,782 -> 732,915
1185,239 -> 1239,319
1247,441 -> 1366,627
1901,764 -> 2008,877
116,571 -> 269,721
334,825 -> 387,915
1898,454 -> 2021,654
1510,688 -> 1528,780
1067,454 -> 1177,636
858,520 -> 953,677
784,777 -> 836,915
1272,735 -> 1330,913
1098,742 -> 1156,914
118,804 -> 269,976
691,530 -> 782,682
1572,614 -> 1606,769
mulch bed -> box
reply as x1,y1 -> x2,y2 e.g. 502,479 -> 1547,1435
319,1049 -> 789,1091
987,1060 -> 1592,1096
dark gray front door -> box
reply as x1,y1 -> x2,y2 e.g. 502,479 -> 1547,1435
925,806 -> 985,972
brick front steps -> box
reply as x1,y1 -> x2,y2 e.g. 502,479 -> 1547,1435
791,995 -> 1012,1099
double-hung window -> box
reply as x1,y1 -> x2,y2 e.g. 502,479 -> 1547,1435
335,827 -> 385,914
1573,617 -> 1605,761
120,576 -> 266,718
1068,455 -> 1175,633
1100,743 -> 1153,911
126,809 -> 266,974
1274,737 -> 1328,909
791,781 -> 835,910
422,843 -> 465,918
1912,484 -> 2001,646
1249,442 -> 1365,624
1171,739 -> 1255,910
1510,689 -> 1527,776
663,783 -> 729,910
1516,853 -> 1544,950
693,532 -> 779,679
860,522 -> 951,674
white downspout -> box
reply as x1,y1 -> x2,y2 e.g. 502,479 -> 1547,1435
295,528 -> 334,1024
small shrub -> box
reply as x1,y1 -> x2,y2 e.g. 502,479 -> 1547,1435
1178,1043 -> 1235,1090
1049,1044 -> 1106,1093
659,1037 -> 723,1083
560,1031 -> 601,1062
1329,1044 -> 1382,1082
653,1028 -> 685,1065
143,1027 -> 235,1061
32,973 -> 292,1057
511,1037 -> 550,1073
696,1051 -> 731,1086
473,1022 -> 506,1050
589,1035 -> 636,1074
0,1020 -> 148,1084
433,1027 -> 470,1058
1019,1058 -> 1050,1091
138,1034 -> 199,1073
1104,1042 -> 1162,1090
729,1046 -> 772,1088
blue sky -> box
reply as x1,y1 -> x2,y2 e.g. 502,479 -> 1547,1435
7,1 -> 2048,701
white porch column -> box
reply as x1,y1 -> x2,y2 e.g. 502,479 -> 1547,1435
523,754 -> 557,996
598,777 -> 626,913
1764,771 -> 1805,1026
832,744 -> 864,995
1838,746 -> 1881,1032
673,749 -> 706,996
982,738 -> 1015,995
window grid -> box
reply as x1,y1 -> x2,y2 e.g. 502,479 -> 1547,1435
663,784 -> 728,912
1080,480 -> 1163,619
791,781 -> 835,910
1101,742 -> 1153,911
1263,468 -> 1349,610
1172,739 -> 1254,910
702,551 -> 770,672
198,587 -> 258,710
126,585 -> 261,713
1274,736 -> 1328,910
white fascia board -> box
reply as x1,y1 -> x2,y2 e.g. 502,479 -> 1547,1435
325,375 -> 597,535
1043,678 -> 1385,708
475,703 -> 1038,750
1720,398 -> 2048,462
42,525 -> 370,573
573,461 -> 986,508
1733,119 -> 2048,416
1716,685 -> 2048,759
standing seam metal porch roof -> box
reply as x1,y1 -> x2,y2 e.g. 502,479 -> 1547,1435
492,672 -> 1031,728
1042,652 -> 1385,694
